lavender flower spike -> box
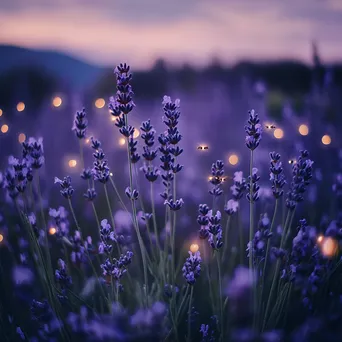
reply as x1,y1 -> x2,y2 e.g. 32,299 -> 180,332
182,250 -> 202,285
244,109 -> 262,150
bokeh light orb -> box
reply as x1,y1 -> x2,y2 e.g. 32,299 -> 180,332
1,124 -> 9,133
0,234 -> 3,243
190,243 -> 199,253
68,159 -> 77,168
49,227 -> 57,235
298,124 -> 309,136
273,128 -> 284,139
0,109 -> 3,117
52,96 -> 62,107
119,138 -> 126,146
95,98 -> 105,109
17,102 -> 25,112
133,128 -> 140,139
18,133 -> 26,143
321,135 -> 331,145
228,154 -> 239,165
321,237 -> 338,258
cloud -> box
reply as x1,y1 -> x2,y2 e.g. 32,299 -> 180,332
0,0 -> 341,68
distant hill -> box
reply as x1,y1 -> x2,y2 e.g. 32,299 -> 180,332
0,45 -> 105,90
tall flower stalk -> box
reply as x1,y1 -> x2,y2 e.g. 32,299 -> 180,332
109,63 -> 149,306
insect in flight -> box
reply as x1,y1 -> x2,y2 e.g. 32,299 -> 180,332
197,145 -> 209,150
288,159 -> 297,164
265,124 -> 276,129
208,176 -> 232,182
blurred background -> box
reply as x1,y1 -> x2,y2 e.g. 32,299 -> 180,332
0,0 -> 342,228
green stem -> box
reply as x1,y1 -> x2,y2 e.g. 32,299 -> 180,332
262,207 -> 294,331
202,240 -> 216,316
187,286 -> 194,342
67,199 -> 109,309
216,251 -> 224,341
249,150 -> 254,270
171,166 -> 177,285
221,216 -> 231,263
125,115 -> 149,306
263,199 -> 279,278
249,150 -> 257,328
109,176 -> 129,213
258,199 -> 279,329
151,181 -> 161,255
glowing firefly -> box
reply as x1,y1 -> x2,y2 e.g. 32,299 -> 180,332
190,243 -> 199,253
265,124 -> 276,129
197,145 -> 209,150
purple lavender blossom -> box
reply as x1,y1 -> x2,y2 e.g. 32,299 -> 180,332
224,199 -> 239,216
230,171 -> 247,200
55,259 -> 72,302
182,250 -> 202,285
197,204 -> 210,239
140,119 -> 160,182
100,251 -> 133,285
54,176 -> 74,199
207,210 -> 223,250
286,150 -> 314,210
109,63 -> 135,117
49,207 -> 70,238
83,188 -> 97,201
72,108 -> 88,139
247,214 -> 272,263
209,160 -> 224,197
98,219 -> 116,255
244,109 -> 262,150
269,152 -> 286,198
91,140 -> 110,184
159,95 -> 183,201
246,167 -> 260,202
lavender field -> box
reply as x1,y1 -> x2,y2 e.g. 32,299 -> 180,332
1,2 -> 342,342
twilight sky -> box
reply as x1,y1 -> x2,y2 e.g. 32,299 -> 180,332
0,0 -> 341,68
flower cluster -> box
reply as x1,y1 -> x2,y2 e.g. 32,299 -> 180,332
3,157 -> 28,199
109,63 -> 135,117
98,219 -> 132,285
54,176 -> 74,199
224,171 -> 247,215
109,64 -> 140,163
244,109 -> 262,150
269,152 -> 286,198
70,230 -> 86,266
159,96 -> 183,202
2,139 -> 43,199
72,108 -> 88,139
197,204 -> 210,240
209,160 -> 224,197
286,150 -> 314,210
208,210 -> 223,250
101,251 -> 133,285
140,119 -> 159,182
55,259 -> 72,303
247,214 -> 272,263
49,206 -> 70,238
230,171 -> 247,200
91,137 -> 110,184
246,168 -> 260,203
182,250 -> 202,285
98,219 -> 117,255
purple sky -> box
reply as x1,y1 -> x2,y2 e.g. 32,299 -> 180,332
0,0 -> 341,68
